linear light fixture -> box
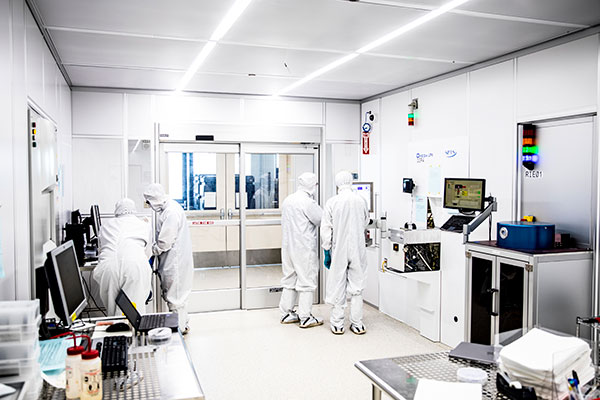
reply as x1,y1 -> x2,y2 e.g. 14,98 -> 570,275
275,0 -> 470,96
175,0 -> 253,92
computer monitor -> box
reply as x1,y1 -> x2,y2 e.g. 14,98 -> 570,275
352,182 -> 373,212
90,205 -> 101,238
443,178 -> 486,212
44,240 -> 87,327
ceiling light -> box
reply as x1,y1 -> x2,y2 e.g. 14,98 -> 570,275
274,0 -> 470,96
211,0 -> 253,41
175,0 -> 253,92
357,0 -> 470,53
276,53 -> 359,96
176,41 -> 217,92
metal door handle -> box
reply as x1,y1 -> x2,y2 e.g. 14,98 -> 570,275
220,208 -> 225,220
228,208 -> 233,219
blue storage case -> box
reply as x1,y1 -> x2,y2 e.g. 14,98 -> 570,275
497,221 -> 555,250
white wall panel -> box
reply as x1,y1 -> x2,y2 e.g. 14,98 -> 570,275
409,74 -> 468,141
25,10 -> 43,109
325,102 -> 359,142
244,99 -> 323,125
154,95 -> 241,123
0,0 -> 14,300
380,91 -> 412,229
469,60 -> 515,240
72,138 -> 123,212
72,91 -> 124,135
126,94 -> 153,139
43,49 -> 59,120
517,35 -> 599,121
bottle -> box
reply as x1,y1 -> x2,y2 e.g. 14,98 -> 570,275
65,345 -> 84,399
80,349 -> 102,400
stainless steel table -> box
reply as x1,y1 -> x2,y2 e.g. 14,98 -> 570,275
39,323 -> 204,399
355,352 -> 509,400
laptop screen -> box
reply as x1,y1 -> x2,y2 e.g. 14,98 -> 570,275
116,290 -> 141,327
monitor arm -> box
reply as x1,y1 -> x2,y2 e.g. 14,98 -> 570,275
462,196 -> 497,244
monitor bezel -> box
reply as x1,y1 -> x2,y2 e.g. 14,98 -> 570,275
90,205 -> 101,238
443,178 -> 486,212
47,240 -> 88,327
351,181 -> 374,213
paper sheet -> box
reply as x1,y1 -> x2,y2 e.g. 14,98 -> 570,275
0,383 -> 17,397
428,165 -> 442,197
414,379 -> 482,400
415,196 -> 427,223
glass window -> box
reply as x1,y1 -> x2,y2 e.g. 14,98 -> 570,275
166,152 -> 217,211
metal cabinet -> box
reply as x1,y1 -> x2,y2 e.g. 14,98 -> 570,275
466,242 -> 593,345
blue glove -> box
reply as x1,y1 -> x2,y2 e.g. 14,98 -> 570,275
324,250 -> 331,269
149,256 -> 155,267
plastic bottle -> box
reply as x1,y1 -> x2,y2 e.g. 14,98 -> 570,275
65,345 -> 84,399
80,349 -> 102,400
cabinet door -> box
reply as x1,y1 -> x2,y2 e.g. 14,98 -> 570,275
468,253 -> 496,345
496,257 -> 528,342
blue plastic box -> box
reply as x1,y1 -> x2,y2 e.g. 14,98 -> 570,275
497,221 -> 555,251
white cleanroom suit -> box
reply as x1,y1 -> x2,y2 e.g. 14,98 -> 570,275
93,198 -> 152,316
321,171 -> 370,334
279,173 -> 323,328
143,183 -> 194,332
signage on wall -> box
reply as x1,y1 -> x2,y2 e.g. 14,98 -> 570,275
415,152 -> 434,164
445,149 -> 457,158
524,170 -> 543,179
362,131 -> 370,155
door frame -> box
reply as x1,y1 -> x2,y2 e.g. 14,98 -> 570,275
156,138 -> 321,311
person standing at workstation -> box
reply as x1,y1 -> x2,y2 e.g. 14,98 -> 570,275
93,198 -> 152,316
143,183 -> 194,334
321,170 -> 370,335
279,172 -> 324,328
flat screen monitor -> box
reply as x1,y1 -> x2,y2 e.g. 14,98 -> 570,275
45,241 -> 87,327
90,205 -> 101,238
443,178 -> 486,212
352,182 -> 373,212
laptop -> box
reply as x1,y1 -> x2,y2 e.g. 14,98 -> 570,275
115,290 -> 179,333
448,342 -> 500,365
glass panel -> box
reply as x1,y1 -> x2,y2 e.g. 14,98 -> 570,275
127,140 -> 152,212
470,256 -> 493,345
166,152 -> 218,211
246,153 -> 315,288
498,262 -> 524,334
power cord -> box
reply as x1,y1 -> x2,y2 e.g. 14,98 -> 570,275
82,272 -> 107,317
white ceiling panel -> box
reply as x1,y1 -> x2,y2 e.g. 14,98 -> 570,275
382,0 -> 600,26
66,65 -> 183,90
225,0 -> 426,52
320,54 -> 465,86
374,12 -> 574,63
185,73 -> 291,96
286,79 -> 399,101
202,44 -> 344,77
50,29 -> 203,70
36,0 -> 234,39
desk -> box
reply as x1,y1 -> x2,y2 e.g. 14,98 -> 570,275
355,352 -> 509,400
40,322 -> 204,400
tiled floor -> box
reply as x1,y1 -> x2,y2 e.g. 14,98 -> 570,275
184,303 -> 448,400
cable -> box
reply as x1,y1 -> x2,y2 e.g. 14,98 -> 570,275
81,272 -> 107,317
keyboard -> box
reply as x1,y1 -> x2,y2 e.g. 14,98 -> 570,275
101,335 -> 128,373
139,314 -> 166,330
440,215 -> 474,232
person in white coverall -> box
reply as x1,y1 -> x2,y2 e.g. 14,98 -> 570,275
93,198 -> 152,316
279,172 -> 323,328
143,183 -> 194,333
321,171 -> 370,335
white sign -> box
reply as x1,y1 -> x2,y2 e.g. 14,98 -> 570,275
524,170 -> 543,179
